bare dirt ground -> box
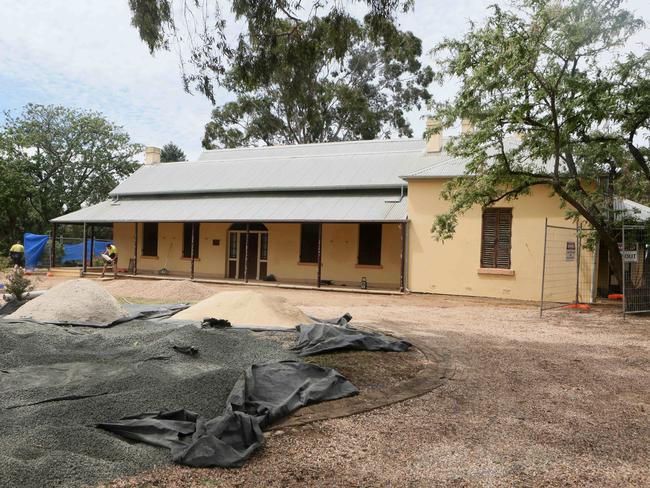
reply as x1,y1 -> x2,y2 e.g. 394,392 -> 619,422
83,279 -> 650,488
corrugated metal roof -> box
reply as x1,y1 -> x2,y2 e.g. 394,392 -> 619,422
614,198 -> 650,221
52,193 -> 408,224
110,139 -> 452,197
198,138 -> 426,162
401,156 -> 467,179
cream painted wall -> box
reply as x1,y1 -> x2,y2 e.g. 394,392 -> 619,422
266,223 -> 401,288
113,222 -> 229,278
406,180 -> 595,302
114,221 -> 401,288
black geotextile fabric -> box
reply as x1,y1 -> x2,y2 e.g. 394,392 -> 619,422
0,320 -> 298,488
292,322 -> 412,356
0,302 -> 189,327
97,361 -> 358,467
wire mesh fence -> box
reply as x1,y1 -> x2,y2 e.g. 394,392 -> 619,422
540,220 -> 596,316
622,225 -> 650,315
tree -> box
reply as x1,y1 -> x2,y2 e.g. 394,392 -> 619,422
202,14 -> 432,148
127,0 -> 414,103
428,0 -> 648,283
160,142 -> 187,162
0,104 -> 142,243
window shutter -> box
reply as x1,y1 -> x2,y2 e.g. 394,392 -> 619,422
496,209 -> 512,269
481,210 -> 498,268
481,208 -> 512,269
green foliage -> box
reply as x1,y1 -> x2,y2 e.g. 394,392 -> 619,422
3,268 -> 33,301
428,0 -> 648,280
203,15 -> 432,147
0,104 -> 142,249
160,142 -> 187,162
127,0 -> 415,104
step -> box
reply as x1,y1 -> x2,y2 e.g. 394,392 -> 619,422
49,268 -> 82,277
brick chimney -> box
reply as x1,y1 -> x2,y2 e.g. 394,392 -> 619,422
426,118 -> 443,153
144,146 -> 161,165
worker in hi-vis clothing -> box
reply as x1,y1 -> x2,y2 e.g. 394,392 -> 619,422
100,243 -> 118,278
9,241 -> 25,270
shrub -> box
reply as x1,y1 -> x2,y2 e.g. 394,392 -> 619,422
4,268 -> 33,301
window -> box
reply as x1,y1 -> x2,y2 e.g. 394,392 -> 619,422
182,223 -> 200,258
480,208 -> 512,269
358,223 -> 382,265
299,223 -> 319,263
142,223 -> 158,257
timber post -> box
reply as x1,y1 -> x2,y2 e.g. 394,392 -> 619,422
82,222 -> 88,274
133,222 -> 138,276
244,223 -> 250,283
399,222 -> 406,293
317,223 -> 323,288
190,222 -> 196,280
50,223 -> 57,269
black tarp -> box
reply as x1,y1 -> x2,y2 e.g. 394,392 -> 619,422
97,360 -> 358,467
292,322 -> 412,356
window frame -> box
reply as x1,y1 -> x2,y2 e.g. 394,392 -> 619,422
141,222 -> 159,257
357,223 -> 382,266
299,223 -> 320,264
182,223 -> 200,259
480,208 -> 512,269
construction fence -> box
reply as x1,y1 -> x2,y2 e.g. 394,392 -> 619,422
622,225 -> 650,315
540,221 -> 596,316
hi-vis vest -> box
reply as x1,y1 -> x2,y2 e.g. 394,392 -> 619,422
10,243 -> 24,253
107,245 -> 117,255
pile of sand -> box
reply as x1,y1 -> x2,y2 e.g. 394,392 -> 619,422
173,290 -> 312,327
8,279 -> 129,324
102,279 -> 214,302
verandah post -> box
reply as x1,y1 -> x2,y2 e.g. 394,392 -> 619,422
400,222 -> 406,292
90,225 -> 95,267
317,222 -> 323,288
50,223 -> 57,269
190,222 -> 196,280
133,222 -> 138,276
244,223 -> 250,283
82,222 -> 88,274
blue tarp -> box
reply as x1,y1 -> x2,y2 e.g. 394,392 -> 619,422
24,233 -> 49,269
62,239 -> 111,264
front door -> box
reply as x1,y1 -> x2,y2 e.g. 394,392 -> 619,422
238,233 -> 259,279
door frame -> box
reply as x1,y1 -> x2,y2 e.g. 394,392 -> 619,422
227,230 -> 268,280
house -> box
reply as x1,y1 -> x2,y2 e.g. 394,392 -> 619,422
52,130 -> 649,302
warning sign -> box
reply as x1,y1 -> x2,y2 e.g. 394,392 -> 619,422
565,241 -> 576,261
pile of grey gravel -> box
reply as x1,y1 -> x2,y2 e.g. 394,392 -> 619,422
0,319 -> 296,488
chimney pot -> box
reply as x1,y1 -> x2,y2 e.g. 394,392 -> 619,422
426,118 -> 443,153
144,146 -> 161,165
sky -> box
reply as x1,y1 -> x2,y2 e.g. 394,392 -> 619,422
0,1 -> 648,161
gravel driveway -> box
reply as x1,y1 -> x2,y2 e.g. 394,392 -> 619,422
100,285 -> 650,487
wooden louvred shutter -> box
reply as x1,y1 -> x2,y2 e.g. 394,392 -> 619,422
496,209 -> 512,269
481,208 -> 512,269
481,210 -> 498,268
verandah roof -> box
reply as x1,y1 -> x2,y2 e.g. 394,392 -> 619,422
51,192 -> 408,224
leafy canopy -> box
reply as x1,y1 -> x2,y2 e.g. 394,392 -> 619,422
0,104 -> 141,246
160,141 -> 187,162
429,0 -> 648,278
127,0 -> 414,103
203,14 -> 432,147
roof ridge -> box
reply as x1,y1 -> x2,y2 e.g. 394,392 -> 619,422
200,138 -> 426,155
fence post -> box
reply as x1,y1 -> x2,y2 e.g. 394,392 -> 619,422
622,225 -> 626,317
575,223 -> 581,304
539,218 -> 548,317
49,223 -> 57,269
